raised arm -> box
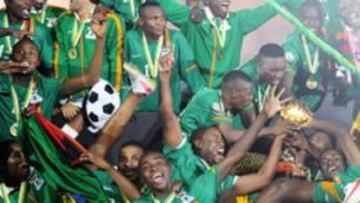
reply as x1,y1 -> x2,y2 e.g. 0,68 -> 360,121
235,0 -> 304,35
159,52 -> 183,148
89,64 -> 155,158
61,9 -> 107,96
308,119 -> 360,166
79,153 -> 141,200
218,87 -> 290,180
233,134 -> 286,195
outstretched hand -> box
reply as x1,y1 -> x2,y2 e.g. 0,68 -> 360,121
79,153 -> 112,170
262,86 -> 292,118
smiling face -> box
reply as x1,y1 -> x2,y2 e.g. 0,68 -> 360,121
193,127 -> 226,165
139,152 -> 172,192
5,0 -> 33,20
11,39 -> 40,74
139,5 -> 167,39
319,149 -> 347,178
118,145 -> 144,181
204,0 -> 231,19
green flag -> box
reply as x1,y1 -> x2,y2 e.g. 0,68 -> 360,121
17,115 -> 109,202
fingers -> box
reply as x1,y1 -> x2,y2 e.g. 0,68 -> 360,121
280,96 -> 293,105
276,87 -> 286,99
78,153 -> 93,163
271,84 -> 278,97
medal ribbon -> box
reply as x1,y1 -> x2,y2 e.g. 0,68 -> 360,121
301,35 -> 319,75
204,8 -> 228,48
142,32 -> 164,78
10,77 -> 36,136
0,182 -> 27,203
71,18 -> 86,48
151,192 -> 176,203
257,85 -> 271,112
38,8 -> 47,24
3,15 -> 27,54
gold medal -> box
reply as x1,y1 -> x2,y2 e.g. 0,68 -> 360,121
68,48 -> 77,59
10,123 -> 18,136
306,76 -> 318,90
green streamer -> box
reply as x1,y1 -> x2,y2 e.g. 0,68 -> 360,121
267,0 -> 358,75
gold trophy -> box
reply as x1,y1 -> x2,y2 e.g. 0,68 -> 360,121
280,101 -> 313,126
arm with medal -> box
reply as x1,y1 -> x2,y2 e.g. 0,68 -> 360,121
61,6 -> 107,96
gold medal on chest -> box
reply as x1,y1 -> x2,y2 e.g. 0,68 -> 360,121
68,48 -> 78,60
306,76 -> 318,90
10,122 -> 18,136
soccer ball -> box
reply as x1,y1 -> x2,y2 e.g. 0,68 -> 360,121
85,79 -> 120,133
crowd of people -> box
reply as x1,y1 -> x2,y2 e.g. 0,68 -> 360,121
0,0 -> 360,202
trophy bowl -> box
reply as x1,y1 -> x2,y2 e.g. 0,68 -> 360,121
280,101 -> 312,126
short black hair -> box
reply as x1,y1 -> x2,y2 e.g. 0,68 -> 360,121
222,70 -> 252,88
138,150 -> 165,171
190,126 -> 227,155
139,1 -> 163,17
121,141 -> 145,150
299,0 -> 325,20
258,43 -> 285,58
11,37 -> 38,60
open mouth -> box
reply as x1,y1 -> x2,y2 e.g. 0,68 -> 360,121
19,162 -> 30,173
217,148 -> 225,156
152,172 -> 165,185
328,166 -> 338,174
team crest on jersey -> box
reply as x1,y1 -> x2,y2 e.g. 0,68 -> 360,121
212,102 -> 225,114
0,45 -> 4,57
85,27 -> 96,40
285,52 -> 295,62
46,18 -> 58,28
28,173 -> 45,191
177,191 -> 195,203
343,179 -> 360,203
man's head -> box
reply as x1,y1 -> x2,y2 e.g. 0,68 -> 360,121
299,0 -> 325,34
191,127 -> 226,165
139,2 -> 167,39
138,151 -> 172,192
308,132 -> 333,153
4,0 -> 32,20
118,142 -> 144,182
0,141 -> 30,182
31,0 -> 47,11
319,149 -> 347,178
202,0 -> 230,19
258,43 -> 287,86
221,70 -> 253,112
11,37 -> 40,74
339,0 -> 360,32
